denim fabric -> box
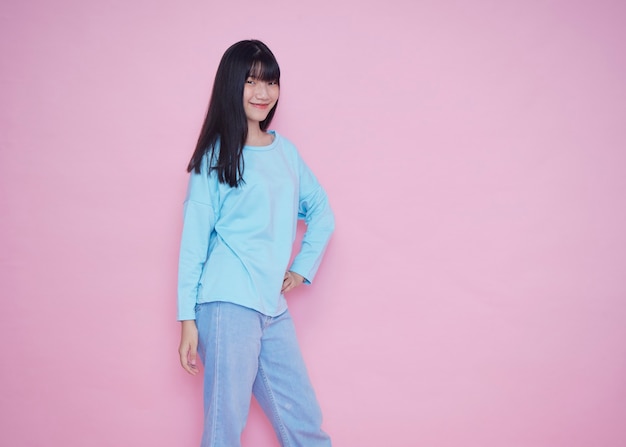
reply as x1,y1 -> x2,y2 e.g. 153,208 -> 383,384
195,301 -> 332,447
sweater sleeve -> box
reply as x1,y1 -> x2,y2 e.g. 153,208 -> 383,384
288,154 -> 335,283
177,159 -> 217,320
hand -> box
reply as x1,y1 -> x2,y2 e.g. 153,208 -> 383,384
282,271 -> 305,294
178,320 -> 199,375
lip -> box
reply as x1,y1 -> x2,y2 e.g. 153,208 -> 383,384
250,103 -> 271,109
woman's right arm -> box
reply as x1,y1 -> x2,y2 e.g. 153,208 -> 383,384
177,160 -> 218,322
177,159 -> 217,375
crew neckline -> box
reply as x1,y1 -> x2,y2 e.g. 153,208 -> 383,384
244,130 -> 278,151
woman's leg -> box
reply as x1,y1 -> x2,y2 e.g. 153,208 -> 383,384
195,302 -> 263,447
252,310 -> 332,447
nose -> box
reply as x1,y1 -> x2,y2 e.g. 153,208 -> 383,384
254,82 -> 270,99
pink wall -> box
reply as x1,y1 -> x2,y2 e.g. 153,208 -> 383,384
2,0 -> 625,446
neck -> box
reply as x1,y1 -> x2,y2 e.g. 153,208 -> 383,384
245,124 -> 272,146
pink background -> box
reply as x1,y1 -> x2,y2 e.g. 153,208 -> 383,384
2,0 -> 625,446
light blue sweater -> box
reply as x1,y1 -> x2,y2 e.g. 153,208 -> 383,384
177,131 -> 335,320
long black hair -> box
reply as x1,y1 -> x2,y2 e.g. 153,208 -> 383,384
187,40 -> 281,187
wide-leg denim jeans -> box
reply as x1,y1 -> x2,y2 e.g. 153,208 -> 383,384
195,301 -> 332,447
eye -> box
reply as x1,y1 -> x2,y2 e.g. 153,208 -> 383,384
268,81 -> 279,86
246,78 -> 256,85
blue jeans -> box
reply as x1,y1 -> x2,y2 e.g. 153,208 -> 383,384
195,302 -> 332,447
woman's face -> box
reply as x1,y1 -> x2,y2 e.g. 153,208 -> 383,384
242,75 -> 279,128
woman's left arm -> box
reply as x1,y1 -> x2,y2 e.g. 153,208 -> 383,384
288,155 -> 335,284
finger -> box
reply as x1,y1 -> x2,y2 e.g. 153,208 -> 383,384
183,357 -> 198,375
281,274 -> 290,293
186,361 -> 199,375
188,345 -> 198,371
179,345 -> 198,375
179,348 -> 190,372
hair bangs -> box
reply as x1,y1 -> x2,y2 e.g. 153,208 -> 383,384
247,57 -> 280,84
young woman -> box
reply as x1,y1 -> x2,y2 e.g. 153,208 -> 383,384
177,40 -> 334,447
